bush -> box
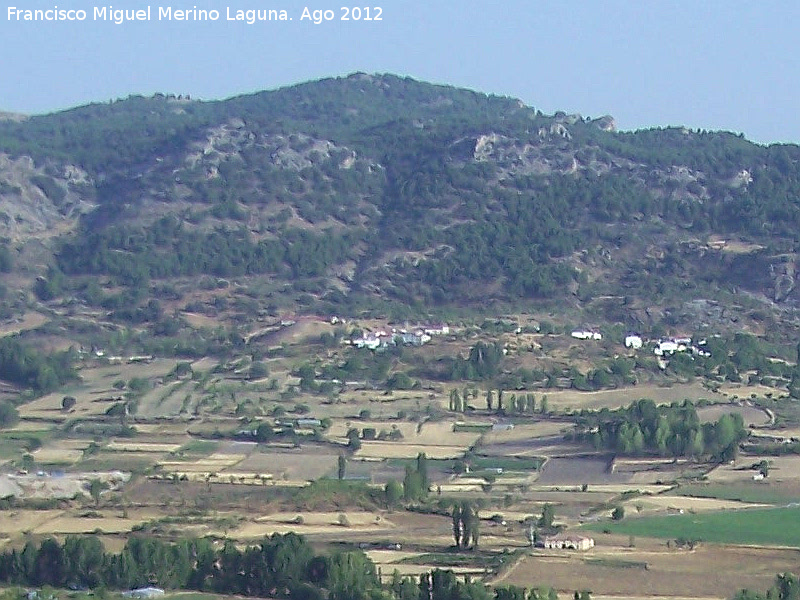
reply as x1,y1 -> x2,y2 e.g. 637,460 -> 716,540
175,362 -> 193,377
249,361 -> 269,379
0,401 -> 19,429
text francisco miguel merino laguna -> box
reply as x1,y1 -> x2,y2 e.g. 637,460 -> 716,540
7,6 -> 305,24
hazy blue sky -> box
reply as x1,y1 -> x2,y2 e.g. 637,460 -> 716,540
2,0 -> 799,144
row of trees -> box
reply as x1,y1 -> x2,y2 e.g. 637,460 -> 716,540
0,534 -> 380,600
447,388 -> 547,415
0,532 -> 573,600
452,502 -> 480,549
574,399 -> 748,461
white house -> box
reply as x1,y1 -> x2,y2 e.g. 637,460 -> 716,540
541,534 -> 595,551
654,340 -> 679,356
353,336 -> 382,350
424,323 -> 450,336
572,330 -> 602,341
625,335 -> 643,349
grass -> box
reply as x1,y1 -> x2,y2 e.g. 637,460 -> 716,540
453,423 -> 493,432
677,483 -> 800,505
585,557 -> 648,570
583,506 -> 800,546
292,479 -> 384,510
174,439 -> 220,457
0,430 -> 49,459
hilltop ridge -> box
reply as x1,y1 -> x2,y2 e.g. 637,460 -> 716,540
0,73 -> 798,339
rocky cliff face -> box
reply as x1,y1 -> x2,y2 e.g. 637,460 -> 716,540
0,154 -> 95,240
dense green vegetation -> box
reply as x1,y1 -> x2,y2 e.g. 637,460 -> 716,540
0,533 -> 381,598
4,74 -> 800,313
0,533 -> 553,600
0,337 -> 77,394
676,483 -> 799,505
56,216 -> 362,281
572,399 -> 748,460
584,505 -> 800,546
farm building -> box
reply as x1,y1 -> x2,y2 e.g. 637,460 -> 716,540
571,330 -> 602,341
625,335 -> 643,349
541,534 -> 595,551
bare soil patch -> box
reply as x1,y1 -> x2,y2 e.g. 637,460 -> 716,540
357,443 -> 467,460
540,383 -> 715,412
0,471 -> 129,500
500,542 -> 800,598
32,515 -> 143,535
756,455 -> 800,480
481,422 -> 574,444
106,442 -> 183,453
0,312 -> 47,336
33,446 -> 84,464
537,457 -> 627,485
0,510 -> 63,536
232,449 -> 338,481
697,404 -> 769,426
624,495 -> 766,515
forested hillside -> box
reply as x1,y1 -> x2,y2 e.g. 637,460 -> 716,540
2,72 -> 800,327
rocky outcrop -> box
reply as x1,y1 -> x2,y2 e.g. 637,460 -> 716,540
186,124 -> 358,173
0,154 -> 94,239
591,115 -> 616,132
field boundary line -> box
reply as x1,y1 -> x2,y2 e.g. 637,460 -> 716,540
485,550 -> 530,585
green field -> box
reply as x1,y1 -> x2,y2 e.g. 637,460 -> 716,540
174,439 -> 220,457
0,430 -> 49,460
677,483 -> 800,505
584,506 -> 800,546
453,423 -> 493,433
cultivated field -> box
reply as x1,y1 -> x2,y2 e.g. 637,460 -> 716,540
538,383 -> 716,412
583,506 -> 800,547
499,539 -> 800,598
696,403 -> 770,426
4,320 -> 800,600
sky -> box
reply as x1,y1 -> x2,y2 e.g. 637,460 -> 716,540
1,0 -> 799,144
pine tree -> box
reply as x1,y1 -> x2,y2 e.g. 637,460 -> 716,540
452,503 -> 463,548
416,452 -> 429,492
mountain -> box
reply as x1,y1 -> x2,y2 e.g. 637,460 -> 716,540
1,73 -> 800,339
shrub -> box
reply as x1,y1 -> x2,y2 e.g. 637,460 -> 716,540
0,401 -> 19,429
